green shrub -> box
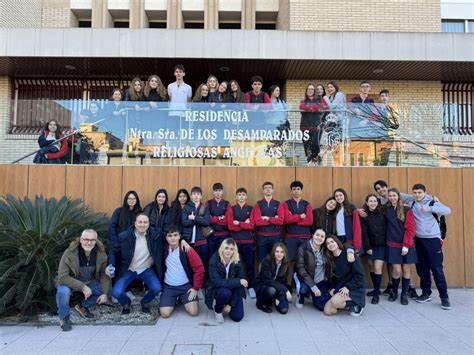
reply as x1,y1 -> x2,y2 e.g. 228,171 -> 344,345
0,195 -> 108,319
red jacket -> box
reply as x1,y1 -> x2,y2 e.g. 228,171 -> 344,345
39,131 -> 68,159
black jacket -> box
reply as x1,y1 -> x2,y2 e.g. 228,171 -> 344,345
361,209 -> 387,251
205,252 -> 246,310
254,256 -> 290,299
108,227 -> 163,278
143,202 -> 170,235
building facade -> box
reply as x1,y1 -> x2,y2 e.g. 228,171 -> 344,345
0,0 -> 472,166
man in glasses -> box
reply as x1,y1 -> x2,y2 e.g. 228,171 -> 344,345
56,229 -> 110,331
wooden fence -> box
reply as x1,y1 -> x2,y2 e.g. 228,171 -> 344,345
0,165 -> 472,287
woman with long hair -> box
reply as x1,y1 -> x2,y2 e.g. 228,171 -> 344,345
324,235 -> 366,317
206,75 -> 219,103
312,197 -> 338,235
333,188 -> 362,252
361,194 -> 387,304
169,189 -> 190,234
143,188 -> 170,236
108,190 -> 142,248
124,77 -> 144,102
217,81 -> 230,102
254,242 -> 292,314
205,238 -> 247,323
324,81 -> 346,108
34,120 -> 68,164
385,188 -> 417,305
299,83 -> 329,166
228,80 -> 246,103
143,74 -> 168,103
192,84 -> 210,103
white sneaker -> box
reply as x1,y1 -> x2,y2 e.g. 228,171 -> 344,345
294,296 -> 304,309
197,289 -> 205,300
248,288 -> 257,299
111,296 -> 119,304
215,312 -> 224,323
126,291 -> 136,300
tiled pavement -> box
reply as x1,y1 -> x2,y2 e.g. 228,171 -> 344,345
0,289 -> 472,354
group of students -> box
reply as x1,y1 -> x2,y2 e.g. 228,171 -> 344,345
55,177 -> 451,331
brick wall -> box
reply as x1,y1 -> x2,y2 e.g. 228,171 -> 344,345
0,0 -> 42,28
41,7 -> 77,28
288,0 -> 441,32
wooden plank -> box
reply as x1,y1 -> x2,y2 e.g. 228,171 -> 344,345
84,166 -> 122,216
351,167 -> 389,207
65,166 -> 85,201
200,167 -> 237,202
122,166 -> 179,208
28,165 -> 66,200
295,167 -> 333,208
178,167 -> 201,195
462,168 -> 474,287
235,167 -> 295,205
0,164 -> 29,198
332,167 -> 352,201
407,168 -> 464,287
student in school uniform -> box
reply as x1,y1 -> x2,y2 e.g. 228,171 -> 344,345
169,189 -> 190,235
361,194 -> 387,304
205,238 -> 247,323
207,182 -> 231,258
282,181 -> 313,263
226,188 -> 257,299
385,188 -> 417,305
311,197 -> 338,235
324,235 -> 366,317
333,188 -> 362,252
254,242 -> 292,314
143,188 -> 170,238
251,181 -> 285,262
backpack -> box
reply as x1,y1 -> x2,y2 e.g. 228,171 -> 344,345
411,200 -> 447,240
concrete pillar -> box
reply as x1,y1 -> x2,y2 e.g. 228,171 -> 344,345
167,0 -> 183,29
241,0 -> 255,30
92,0 -> 113,28
205,0 -> 218,29
276,0 -> 290,30
130,0 -> 148,28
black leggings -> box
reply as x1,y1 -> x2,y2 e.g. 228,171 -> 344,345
257,286 -> 288,314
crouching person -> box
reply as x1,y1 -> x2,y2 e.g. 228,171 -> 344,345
158,226 -> 205,318
108,213 -> 162,315
56,229 -> 110,332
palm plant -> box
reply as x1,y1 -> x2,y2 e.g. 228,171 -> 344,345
0,195 -> 108,318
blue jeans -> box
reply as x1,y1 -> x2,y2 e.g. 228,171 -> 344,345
111,268 -> 161,305
299,280 -> 330,311
56,280 -> 102,319
214,287 -> 244,322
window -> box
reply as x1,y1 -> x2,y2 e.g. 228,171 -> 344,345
358,153 -> 364,166
114,21 -> 129,28
219,23 -> 241,29
350,153 -> 355,166
255,23 -> 276,30
469,21 -> 474,33
442,82 -> 473,135
149,21 -> 166,28
441,20 -> 465,32
78,20 -> 91,28
184,22 -> 204,29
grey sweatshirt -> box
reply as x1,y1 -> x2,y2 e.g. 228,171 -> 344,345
410,195 -> 451,239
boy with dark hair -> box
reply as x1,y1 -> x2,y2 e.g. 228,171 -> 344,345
411,183 -> 452,309
251,181 -> 284,261
351,81 -> 374,104
226,187 -> 257,299
282,180 -> 313,262
207,182 -> 231,258
158,226 -> 205,318
167,64 -> 192,104
245,75 -> 271,104
182,186 -> 211,295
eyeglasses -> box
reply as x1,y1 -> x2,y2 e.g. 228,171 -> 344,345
81,238 -> 97,244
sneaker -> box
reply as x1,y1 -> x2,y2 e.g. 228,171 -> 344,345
258,305 -> 273,313
371,295 -> 379,305
111,296 -> 119,304
416,294 -> 432,303
388,292 -> 398,302
400,294 -> 409,306
141,304 -> 151,314
59,315 -> 72,332
215,312 -> 224,323
294,295 -> 304,309
366,290 -> 380,297
382,285 -> 392,296
74,304 -> 95,319
248,288 -> 257,299
407,286 -> 419,300
441,298 -> 452,310
121,303 -> 131,315
197,289 -> 205,300
125,291 -> 136,301
350,305 -> 364,317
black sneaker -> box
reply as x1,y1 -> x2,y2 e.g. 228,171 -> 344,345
74,304 -> 95,319
258,305 -> 273,313
121,304 -> 131,315
400,294 -> 408,305
382,285 -> 392,296
141,304 -> 151,314
441,298 -> 451,310
366,290 -> 381,297
388,292 -> 398,302
350,305 -> 364,317
60,315 -> 72,332
416,294 -> 432,303
371,295 -> 380,305
407,286 -> 419,300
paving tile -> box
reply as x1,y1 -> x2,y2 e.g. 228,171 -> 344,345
202,323 -> 239,341
166,325 -> 204,342
78,341 -> 126,354
441,326 -> 474,347
0,340 -> 50,354
239,325 -> 275,341
14,326 -> 61,342
120,341 -> 168,354
210,340 -> 240,355
240,340 -> 279,355
39,338 -> 89,354
277,340 -> 319,355
90,325 -> 136,342
353,340 -> 398,354
428,339 -> 474,354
